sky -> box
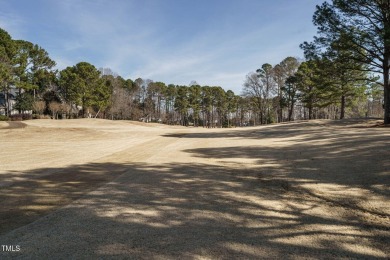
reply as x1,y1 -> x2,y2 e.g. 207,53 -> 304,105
0,0 -> 324,93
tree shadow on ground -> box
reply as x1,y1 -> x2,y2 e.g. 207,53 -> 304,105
180,120 -> 390,220
0,163 -> 127,235
0,119 -> 389,258
0,160 -> 389,259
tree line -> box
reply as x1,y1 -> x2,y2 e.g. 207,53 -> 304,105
0,1 -> 388,125
242,56 -> 382,124
0,29 -> 245,127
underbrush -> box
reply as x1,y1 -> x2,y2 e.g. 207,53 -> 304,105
10,114 -> 32,121
32,114 -> 51,119
0,115 -> 9,121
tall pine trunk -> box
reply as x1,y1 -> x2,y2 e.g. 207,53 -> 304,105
340,95 -> 346,120
3,87 -> 10,116
384,64 -> 390,124
384,24 -> 390,124
308,106 -> 313,120
288,101 -> 294,121
383,55 -> 390,124
385,85 -> 390,124
278,91 -> 283,123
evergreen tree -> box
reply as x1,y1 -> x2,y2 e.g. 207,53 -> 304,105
311,0 -> 390,123
59,62 -> 109,117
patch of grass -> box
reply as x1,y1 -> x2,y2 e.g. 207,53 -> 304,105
0,115 -> 9,121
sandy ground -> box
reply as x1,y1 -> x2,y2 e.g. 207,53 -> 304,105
0,118 -> 389,259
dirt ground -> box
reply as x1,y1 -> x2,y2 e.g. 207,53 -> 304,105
0,118 -> 389,259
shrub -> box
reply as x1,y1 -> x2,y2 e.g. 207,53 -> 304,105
33,114 -> 51,119
10,114 -> 22,121
10,114 -> 32,121
22,114 -> 32,120
0,115 -> 9,121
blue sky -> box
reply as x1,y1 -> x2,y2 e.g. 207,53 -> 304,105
0,0 -> 323,93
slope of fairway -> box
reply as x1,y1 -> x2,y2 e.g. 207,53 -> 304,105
0,119 -> 184,186
0,118 -> 389,259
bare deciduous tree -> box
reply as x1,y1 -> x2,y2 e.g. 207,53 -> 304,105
49,102 -> 61,119
33,101 -> 45,115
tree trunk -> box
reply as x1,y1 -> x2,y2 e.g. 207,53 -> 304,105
384,64 -> 390,124
384,26 -> 390,124
340,95 -> 346,120
18,88 -> 22,114
308,106 -> 313,120
259,111 -> 262,125
3,87 -> 9,116
288,102 -> 294,121
278,94 -> 282,123
95,107 -> 101,118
